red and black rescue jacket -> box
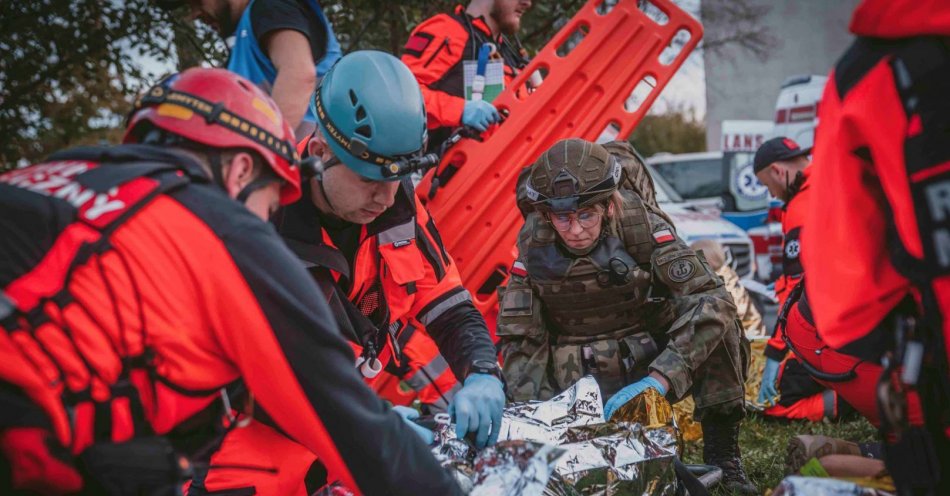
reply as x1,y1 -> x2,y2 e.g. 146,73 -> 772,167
274,178 -> 498,393
766,168 -> 812,361
0,145 -> 461,495
401,5 -> 529,149
802,0 -> 950,361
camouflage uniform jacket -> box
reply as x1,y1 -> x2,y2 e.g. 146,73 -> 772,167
498,191 -> 746,413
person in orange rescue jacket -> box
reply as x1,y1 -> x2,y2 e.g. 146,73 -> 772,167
401,0 -> 533,151
802,0 -> 950,492
0,68 -> 462,495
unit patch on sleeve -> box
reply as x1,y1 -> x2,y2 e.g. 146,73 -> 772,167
404,32 -> 435,58
667,258 -> 696,282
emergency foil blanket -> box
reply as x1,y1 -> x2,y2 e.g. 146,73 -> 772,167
433,376 -> 680,495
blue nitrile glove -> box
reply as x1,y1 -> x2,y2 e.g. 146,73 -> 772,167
449,373 -> 505,449
604,376 -> 667,421
757,358 -> 781,406
392,405 -> 434,445
461,100 -> 500,132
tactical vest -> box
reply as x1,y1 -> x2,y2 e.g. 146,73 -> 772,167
428,10 -> 528,99
519,190 -> 673,338
516,191 -> 675,393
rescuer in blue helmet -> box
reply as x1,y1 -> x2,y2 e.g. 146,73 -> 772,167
274,50 -> 504,485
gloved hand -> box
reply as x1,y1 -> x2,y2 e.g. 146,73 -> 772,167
449,373 -> 505,449
604,376 -> 667,421
757,358 -> 781,406
392,405 -> 434,445
461,100 -> 500,132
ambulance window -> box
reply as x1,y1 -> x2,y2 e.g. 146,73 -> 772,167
652,159 -> 721,200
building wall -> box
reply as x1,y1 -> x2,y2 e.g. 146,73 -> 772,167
703,0 -> 860,150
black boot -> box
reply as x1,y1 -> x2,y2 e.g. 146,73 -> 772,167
701,410 -> 757,495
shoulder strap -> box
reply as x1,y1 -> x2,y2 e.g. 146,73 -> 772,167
617,191 -> 655,267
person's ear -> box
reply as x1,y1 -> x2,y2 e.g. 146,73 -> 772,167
606,202 -> 615,217
307,132 -> 335,162
223,152 -> 256,200
769,163 -> 784,182
307,135 -> 324,159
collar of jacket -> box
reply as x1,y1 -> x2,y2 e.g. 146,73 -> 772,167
783,167 -> 811,210
274,179 -> 418,275
49,144 -> 213,185
453,4 -> 497,40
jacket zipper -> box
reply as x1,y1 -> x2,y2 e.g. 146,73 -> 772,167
424,37 -> 452,68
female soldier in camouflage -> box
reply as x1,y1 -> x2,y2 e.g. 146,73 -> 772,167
498,138 -> 755,494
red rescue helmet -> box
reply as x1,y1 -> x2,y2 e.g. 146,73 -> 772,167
124,68 -> 301,204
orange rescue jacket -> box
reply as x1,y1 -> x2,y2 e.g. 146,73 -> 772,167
0,145 -> 460,495
401,5 -> 529,146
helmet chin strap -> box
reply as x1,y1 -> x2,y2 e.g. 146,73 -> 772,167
317,176 -> 340,215
236,175 -> 275,203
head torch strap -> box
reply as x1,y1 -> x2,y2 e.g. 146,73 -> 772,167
134,84 -> 299,166
379,153 -> 440,179
313,86 -> 406,169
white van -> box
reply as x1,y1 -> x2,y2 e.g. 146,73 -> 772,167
771,74 -> 827,148
648,165 -> 756,280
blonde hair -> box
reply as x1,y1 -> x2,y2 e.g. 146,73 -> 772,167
690,239 -> 726,270
604,190 -> 626,235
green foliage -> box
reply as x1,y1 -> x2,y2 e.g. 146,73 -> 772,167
0,1 -> 588,169
0,0 -> 224,168
2,1 -> 723,169
320,1 -> 585,55
629,106 -> 707,157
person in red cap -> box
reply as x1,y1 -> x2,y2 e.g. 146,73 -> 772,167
802,0 -> 949,491
401,0 -> 533,151
0,68 -> 462,495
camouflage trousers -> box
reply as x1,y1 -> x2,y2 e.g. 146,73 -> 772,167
503,323 -> 749,420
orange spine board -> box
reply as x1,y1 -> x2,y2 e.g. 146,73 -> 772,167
416,0 -> 703,324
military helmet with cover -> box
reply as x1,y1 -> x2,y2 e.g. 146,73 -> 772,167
524,138 -> 623,213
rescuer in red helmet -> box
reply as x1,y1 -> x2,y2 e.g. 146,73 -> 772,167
0,67 -> 461,495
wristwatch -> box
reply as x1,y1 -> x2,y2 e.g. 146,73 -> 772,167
469,359 -> 507,390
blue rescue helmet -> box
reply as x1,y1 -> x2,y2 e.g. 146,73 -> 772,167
312,50 -> 428,181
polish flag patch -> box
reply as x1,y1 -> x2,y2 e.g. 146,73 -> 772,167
653,229 -> 675,244
511,260 -> 528,277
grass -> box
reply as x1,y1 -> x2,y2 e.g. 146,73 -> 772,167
681,414 -> 878,494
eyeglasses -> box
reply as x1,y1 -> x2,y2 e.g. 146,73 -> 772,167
548,208 -> 603,231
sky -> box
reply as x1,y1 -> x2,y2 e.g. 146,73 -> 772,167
646,0 -> 706,119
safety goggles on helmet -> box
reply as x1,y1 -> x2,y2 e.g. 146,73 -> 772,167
525,158 -> 623,212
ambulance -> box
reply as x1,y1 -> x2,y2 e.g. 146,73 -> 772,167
771,74 -> 826,148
